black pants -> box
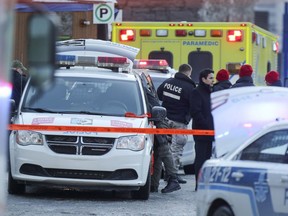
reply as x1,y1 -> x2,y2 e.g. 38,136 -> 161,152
194,140 -> 212,190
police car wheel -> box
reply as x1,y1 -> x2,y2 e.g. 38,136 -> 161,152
212,205 -> 234,216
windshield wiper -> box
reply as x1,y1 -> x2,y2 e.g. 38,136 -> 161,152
63,111 -> 107,115
22,107 -> 59,113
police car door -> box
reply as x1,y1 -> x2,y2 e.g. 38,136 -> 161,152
230,129 -> 288,216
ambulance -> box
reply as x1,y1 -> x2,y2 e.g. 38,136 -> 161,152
112,22 -> 279,85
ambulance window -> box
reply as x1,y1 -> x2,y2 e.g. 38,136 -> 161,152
148,51 -> 173,68
188,51 -> 212,83
227,63 -> 241,75
239,130 -> 288,164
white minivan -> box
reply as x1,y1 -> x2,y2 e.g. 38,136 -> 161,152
8,40 -> 166,200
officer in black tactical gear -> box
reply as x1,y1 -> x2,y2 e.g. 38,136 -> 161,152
145,87 -> 181,193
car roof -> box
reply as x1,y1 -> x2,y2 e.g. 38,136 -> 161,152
212,86 -> 288,157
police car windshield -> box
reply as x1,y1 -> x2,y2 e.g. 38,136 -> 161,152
22,77 -> 143,116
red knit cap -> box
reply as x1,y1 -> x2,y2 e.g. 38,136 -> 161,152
265,70 -> 279,84
216,69 -> 230,81
239,64 -> 253,77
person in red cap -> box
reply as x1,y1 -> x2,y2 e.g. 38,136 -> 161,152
213,69 -> 232,91
231,64 -> 255,88
265,70 -> 282,86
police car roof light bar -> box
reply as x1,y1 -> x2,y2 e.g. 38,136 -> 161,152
97,56 -> 130,68
133,59 -> 169,71
56,54 -> 130,70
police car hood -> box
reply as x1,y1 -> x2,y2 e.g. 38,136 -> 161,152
20,113 -> 146,136
212,86 -> 288,158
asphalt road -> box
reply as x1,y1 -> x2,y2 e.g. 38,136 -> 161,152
4,173 -> 197,216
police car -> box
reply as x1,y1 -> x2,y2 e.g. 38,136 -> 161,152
8,39 -> 166,200
133,59 -> 196,174
197,86 -> 288,216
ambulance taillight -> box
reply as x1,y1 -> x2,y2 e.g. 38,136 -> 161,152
120,29 -> 135,41
227,30 -> 243,42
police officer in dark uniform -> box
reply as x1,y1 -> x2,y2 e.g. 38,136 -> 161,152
157,64 -> 196,184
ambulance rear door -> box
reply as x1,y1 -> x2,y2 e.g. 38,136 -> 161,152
140,39 -> 181,69
182,39 -> 221,83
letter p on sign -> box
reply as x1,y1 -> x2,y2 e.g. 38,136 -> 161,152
93,3 -> 114,24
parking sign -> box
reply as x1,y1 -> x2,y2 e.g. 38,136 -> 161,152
93,3 -> 114,24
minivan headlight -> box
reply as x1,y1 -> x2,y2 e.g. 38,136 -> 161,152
116,135 -> 145,151
16,130 -> 44,145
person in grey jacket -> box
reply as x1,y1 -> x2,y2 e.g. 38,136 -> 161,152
213,69 -> 232,91
231,64 -> 255,88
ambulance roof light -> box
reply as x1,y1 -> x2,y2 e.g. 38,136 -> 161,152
120,29 -> 135,41
227,30 -> 243,42
156,29 -> 168,37
273,42 -> 279,53
211,30 -> 222,37
175,30 -> 187,36
195,30 -> 206,37
140,29 -> 151,36
133,59 -> 169,71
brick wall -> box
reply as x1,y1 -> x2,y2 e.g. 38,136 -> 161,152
116,0 -> 256,22
117,0 -> 203,21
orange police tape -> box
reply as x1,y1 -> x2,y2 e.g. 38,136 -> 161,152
9,124 -> 214,136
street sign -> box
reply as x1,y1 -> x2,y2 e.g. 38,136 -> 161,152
93,3 -> 114,24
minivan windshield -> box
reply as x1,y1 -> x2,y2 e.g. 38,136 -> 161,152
22,77 -> 143,116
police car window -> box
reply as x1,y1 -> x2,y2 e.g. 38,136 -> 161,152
239,130 -> 288,164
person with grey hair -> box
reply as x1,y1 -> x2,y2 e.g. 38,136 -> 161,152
157,64 -> 196,187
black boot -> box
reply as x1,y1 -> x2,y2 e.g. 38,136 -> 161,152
176,175 -> 187,184
161,177 -> 181,193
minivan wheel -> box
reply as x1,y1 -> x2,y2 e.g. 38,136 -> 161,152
132,170 -> 151,200
8,170 -> 25,195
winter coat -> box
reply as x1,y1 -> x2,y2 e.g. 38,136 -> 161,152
213,80 -> 232,92
190,81 -> 214,142
11,69 -> 27,108
269,80 -> 282,87
157,72 -> 196,124
231,76 -> 254,88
